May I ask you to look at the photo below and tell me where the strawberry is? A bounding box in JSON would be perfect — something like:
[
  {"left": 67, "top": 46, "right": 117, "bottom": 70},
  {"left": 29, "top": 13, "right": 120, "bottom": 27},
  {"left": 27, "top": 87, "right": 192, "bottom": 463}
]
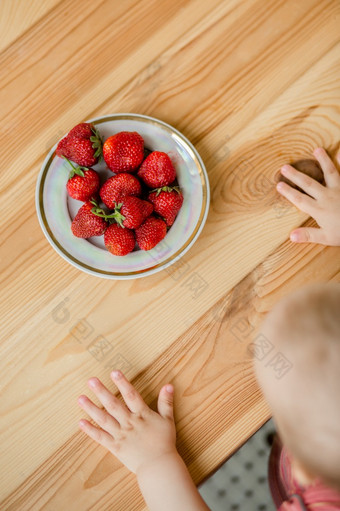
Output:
[
  {"left": 64, "top": 157, "right": 100, "bottom": 202},
  {"left": 137, "top": 151, "right": 176, "bottom": 188},
  {"left": 103, "top": 131, "right": 144, "bottom": 173},
  {"left": 104, "top": 223, "right": 136, "bottom": 256},
  {"left": 135, "top": 215, "right": 167, "bottom": 250},
  {"left": 71, "top": 201, "right": 107, "bottom": 238},
  {"left": 107, "top": 196, "right": 153, "bottom": 229},
  {"left": 100, "top": 173, "right": 141, "bottom": 209},
  {"left": 68, "top": 123, "right": 93, "bottom": 138},
  {"left": 56, "top": 122, "right": 102, "bottom": 167},
  {"left": 148, "top": 186, "right": 183, "bottom": 226}
]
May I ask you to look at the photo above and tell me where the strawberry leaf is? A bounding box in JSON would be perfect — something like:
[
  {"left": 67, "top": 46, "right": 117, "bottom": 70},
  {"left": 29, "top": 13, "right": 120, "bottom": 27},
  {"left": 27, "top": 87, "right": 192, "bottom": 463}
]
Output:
[
  {"left": 90, "top": 126, "right": 103, "bottom": 162},
  {"left": 74, "top": 168, "right": 85, "bottom": 177},
  {"left": 150, "top": 185, "right": 179, "bottom": 196},
  {"left": 90, "top": 198, "right": 99, "bottom": 207},
  {"left": 63, "top": 156, "right": 87, "bottom": 178}
]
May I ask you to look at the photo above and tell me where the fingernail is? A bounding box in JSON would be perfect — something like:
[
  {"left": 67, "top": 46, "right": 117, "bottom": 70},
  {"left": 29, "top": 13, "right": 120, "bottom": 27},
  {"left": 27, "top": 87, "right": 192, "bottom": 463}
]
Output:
[
  {"left": 281, "top": 165, "right": 289, "bottom": 174},
  {"left": 78, "top": 395, "right": 86, "bottom": 404},
  {"left": 88, "top": 378, "right": 98, "bottom": 388},
  {"left": 165, "top": 384, "right": 174, "bottom": 393},
  {"left": 314, "top": 147, "right": 323, "bottom": 155},
  {"left": 277, "top": 181, "right": 284, "bottom": 190},
  {"left": 290, "top": 232, "right": 299, "bottom": 242},
  {"left": 111, "top": 370, "right": 122, "bottom": 380},
  {"left": 79, "top": 420, "right": 86, "bottom": 428}
]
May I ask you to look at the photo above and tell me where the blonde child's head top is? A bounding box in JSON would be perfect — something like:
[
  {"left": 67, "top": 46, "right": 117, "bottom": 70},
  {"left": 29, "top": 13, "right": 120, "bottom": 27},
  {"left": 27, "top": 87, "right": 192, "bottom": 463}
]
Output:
[{"left": 254, "top": 282, "right": 340, "bottom": 490}]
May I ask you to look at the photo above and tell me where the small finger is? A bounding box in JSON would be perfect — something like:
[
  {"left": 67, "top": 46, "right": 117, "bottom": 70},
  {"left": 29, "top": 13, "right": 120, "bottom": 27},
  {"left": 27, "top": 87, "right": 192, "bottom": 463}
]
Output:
[
  {"left": 157, "top": 384, "right": 174, "bottom": 420},
  {"left": 78, "top": 395, "right": 120, "bottom": 435},
  {"left": 79, "top": 419, "right": 114, "bottom": 450},
  {"left": 110, "top": 371, "right": 148, "bottom": 414},
  {"left": 88, "top": 377, "right": 130, "bottom": 426},
  {"left": 290, "top": 227, "right": 327, "bottom": 245},
  {"left": 280, "top": 165, "right": 324, "bottom": 199},
  {"left": 276, "top": 181, "right": 316, "bottom": 215},
  {"left": 313, "top": 148, "right": 340, "bottom": 188}
]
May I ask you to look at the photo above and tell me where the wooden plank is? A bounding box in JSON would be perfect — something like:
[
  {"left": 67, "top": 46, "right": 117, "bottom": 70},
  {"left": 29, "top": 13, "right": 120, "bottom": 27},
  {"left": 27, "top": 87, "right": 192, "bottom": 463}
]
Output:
[{"left": 0, "top": 0, "right": 61, "bottom": 53}]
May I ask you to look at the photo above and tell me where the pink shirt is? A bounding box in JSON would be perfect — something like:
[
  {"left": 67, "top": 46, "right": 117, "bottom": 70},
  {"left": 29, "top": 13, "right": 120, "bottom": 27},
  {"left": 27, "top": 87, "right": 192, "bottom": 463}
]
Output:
[{"left": 268, "top": 436, "right": 340, "bottom": 510}]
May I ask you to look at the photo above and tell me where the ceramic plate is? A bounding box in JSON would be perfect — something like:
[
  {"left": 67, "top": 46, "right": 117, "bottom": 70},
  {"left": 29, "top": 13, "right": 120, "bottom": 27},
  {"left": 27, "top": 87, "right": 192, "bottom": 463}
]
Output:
[{"left": 35, "top": 113, "right": 210, "bottom": 279}]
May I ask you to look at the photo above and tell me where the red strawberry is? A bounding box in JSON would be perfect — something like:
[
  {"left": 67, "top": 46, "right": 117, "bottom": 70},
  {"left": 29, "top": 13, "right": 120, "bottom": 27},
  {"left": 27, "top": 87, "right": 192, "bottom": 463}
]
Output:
[
  {"left": 135, "top": 215, "right": 167, "bottom": 250},
  {"left": 103, "top": 131, "right": 144, "bottom": 173},
  {"left": 64, "top": 157, "right": 100, "bottom": 201},
  {"left": 56, "top": 122, "right": 102, "bottom": 167},
  {"left": 68, "top": 123, "right": 93, "bottom": 138},
  {"left": 104, "top": 223, "right": 135, "bottom": 256},
  {"left": 71, "top": 201, "right": 107, "bottom": 238},
  {"left": 148, "top": 186, "right": 183, "bottom": 226},
  {"left": 100, "top": 173, "right": 142, "bottom": 209},
  {"left": 137, "top": 151, "right": 176, "bottom": 188},
  {"left": 108, "top": 196, "right": 153, "bottom": 229}
]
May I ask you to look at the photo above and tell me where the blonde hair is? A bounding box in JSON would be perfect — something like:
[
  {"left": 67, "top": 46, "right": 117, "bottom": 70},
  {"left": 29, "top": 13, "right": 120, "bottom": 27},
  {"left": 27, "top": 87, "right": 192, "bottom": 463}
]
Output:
[{"left": 255, "top": 283, "right": 340, "bottom": 490}]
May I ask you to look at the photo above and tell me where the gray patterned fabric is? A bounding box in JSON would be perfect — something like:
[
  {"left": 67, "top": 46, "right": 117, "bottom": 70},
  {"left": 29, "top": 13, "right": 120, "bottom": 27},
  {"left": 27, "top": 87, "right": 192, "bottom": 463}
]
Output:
[{"left": 199, "top": 419, "right": 276, "bottom": 511}]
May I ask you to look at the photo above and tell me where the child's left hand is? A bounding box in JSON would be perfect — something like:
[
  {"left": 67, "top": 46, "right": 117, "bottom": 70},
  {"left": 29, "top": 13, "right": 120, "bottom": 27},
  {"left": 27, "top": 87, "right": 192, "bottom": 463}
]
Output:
[
  {"left": 276, "top": 148, "right": 340, "bottom": 246},
  {"left": 77, "top": 371, "right": 177, "bottom": 474}
]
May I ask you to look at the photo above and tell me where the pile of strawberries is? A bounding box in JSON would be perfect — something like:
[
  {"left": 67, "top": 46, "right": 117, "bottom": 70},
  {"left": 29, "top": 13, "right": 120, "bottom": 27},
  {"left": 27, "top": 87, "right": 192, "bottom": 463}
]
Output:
[{"left": 56, "top": 123, "right": 184, "bottom": 256}]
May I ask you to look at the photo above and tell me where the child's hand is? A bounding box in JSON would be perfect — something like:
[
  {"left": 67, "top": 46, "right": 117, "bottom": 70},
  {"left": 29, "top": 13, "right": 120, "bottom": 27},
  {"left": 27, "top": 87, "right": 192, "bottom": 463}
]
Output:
[
  {"left": 276, "top": 147, "right": 340, "bottom": 246},
  {"left": 77, "top": 371, "right": 177, "bottom": 474}
]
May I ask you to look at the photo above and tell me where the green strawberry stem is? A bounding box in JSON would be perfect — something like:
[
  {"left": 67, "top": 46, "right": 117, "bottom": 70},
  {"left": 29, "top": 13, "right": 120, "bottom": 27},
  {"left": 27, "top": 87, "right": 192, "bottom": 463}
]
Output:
[
  {"left": 150, "top": 185, "right": 181, "bottom": 196},
  {"left": 90, "top": 199, "right": 126, "bottom": 227},
  {"left": 62, "top": 156, "right": 88, "bottom": 178}
]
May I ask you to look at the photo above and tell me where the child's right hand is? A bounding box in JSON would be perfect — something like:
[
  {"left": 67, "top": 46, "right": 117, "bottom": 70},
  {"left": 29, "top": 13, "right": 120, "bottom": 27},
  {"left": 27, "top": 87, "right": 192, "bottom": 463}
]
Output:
[
  {"left": 78, "top": 372, "right": 211, "bottom": 511},
  {"left": 276, "top": 147, "right": 340, "bottom": 246},
  {"left": 78, "top": 370, "right": 177, "bottom": 475}
]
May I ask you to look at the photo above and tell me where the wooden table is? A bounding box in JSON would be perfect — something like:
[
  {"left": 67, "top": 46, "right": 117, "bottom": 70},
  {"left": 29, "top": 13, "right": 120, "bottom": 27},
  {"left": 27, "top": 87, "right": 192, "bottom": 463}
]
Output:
[{"left": 1, "top": 0, "right": 340, "bottom": 509}]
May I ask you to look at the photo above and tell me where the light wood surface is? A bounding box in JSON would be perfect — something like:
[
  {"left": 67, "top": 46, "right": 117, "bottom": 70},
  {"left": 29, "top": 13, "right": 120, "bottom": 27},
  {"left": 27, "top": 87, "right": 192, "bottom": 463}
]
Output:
[{"left": 1, "top": 0, "right": 340, "bottom": 509}]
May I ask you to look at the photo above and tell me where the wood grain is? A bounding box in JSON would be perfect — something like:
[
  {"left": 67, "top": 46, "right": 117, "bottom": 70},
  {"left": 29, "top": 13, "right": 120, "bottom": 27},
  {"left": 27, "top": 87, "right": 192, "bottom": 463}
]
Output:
[
  {"left": 0, "top": 0, "right": 340, "bottom": 509},
  {"left": 0, "top": 0, "right": 61, "bottom": 53}
]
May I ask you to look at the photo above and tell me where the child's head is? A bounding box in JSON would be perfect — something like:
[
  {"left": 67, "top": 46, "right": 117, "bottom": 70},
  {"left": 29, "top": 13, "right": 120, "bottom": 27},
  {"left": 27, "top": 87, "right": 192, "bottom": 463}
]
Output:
[{"left": 254, "top": 283, "right": 340, "bottom": 490}]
